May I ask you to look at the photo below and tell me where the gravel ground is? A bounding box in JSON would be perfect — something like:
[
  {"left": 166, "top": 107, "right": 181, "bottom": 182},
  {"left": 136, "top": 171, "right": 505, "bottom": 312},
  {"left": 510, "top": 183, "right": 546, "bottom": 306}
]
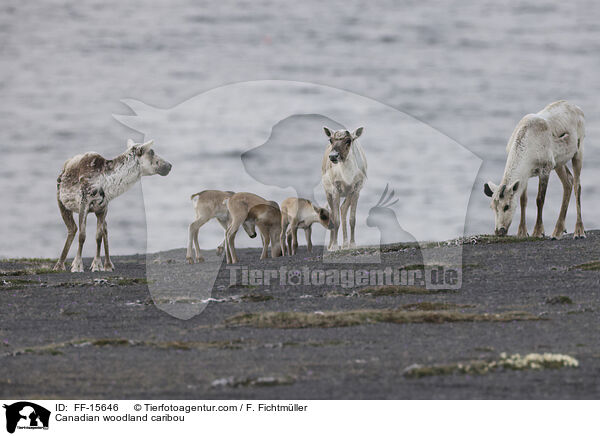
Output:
[{"left": 1, "top": 232, "right": 599, "bottom": 399}]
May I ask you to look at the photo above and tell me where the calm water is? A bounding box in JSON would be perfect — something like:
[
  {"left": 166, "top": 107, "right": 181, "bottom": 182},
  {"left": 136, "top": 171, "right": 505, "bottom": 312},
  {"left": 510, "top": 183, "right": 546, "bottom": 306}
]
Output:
[{"left": 1, "top": 0, "right": 599, "bottom": 258}]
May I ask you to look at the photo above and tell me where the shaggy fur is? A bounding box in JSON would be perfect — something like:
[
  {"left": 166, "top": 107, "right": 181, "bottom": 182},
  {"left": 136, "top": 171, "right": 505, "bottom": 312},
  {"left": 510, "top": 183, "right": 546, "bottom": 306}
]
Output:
[{"left": 53, "top": 139, "right": 171, "bottom": 272}]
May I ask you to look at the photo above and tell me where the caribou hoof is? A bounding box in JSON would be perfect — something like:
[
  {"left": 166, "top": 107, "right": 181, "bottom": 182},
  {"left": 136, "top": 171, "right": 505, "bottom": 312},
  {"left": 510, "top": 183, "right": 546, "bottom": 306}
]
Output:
[
  {"left": 53, "top": 262, "right": 66, "bottom": 271},
  {"left": 574, "top": 226, "right": 586, "bottom": 239},
  {"left": 91, "top": 258, "right": 104, "bottom": 272},
  {"left": 70, "top": 258, "right": 84, "bottom": 273},
  {"left": 103, "top": 261, "right": 114, "bottom": 272}
]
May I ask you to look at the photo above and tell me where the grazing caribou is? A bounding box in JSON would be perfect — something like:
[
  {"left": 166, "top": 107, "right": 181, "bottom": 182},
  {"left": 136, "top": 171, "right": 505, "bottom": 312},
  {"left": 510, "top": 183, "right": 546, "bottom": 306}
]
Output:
[
  {"left": 53, "top": 139, "right": 172, "bottom": 272},
  {"left": 322, "top": 126, "right": 367, "bottom": 250},
  {"left": 186, "top": 190, "right": 257, "bottom": 263},
  {"left": 484, "top": 101, "right": 585, "bottom": 239},
  {"left": 224, "top": 192, "right": 283, "bottom": 264},
  {"left": 280, "top": 197, "right": 332, "bottom": 255}
]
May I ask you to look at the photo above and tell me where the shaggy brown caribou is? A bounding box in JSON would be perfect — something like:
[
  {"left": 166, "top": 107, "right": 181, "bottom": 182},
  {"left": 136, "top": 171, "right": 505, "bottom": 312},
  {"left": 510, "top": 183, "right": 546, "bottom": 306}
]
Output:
[{"left": 53, "top": 139, "right": 171, "bottom": 272}]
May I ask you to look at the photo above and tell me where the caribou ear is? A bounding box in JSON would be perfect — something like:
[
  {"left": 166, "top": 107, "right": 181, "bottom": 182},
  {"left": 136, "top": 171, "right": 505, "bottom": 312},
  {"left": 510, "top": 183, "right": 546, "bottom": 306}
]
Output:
[
  {"left": 141, "top": 139, "right": 154, "bottom": 152},
  {"left": 126, "top": 138, "right": 135, "bottom": 148},
  {"left": 484, "top": 182, "right": 497, "bottom": 198},
  {"left": 352, "top": 127, "right": 364, "bottom": 139},
  {"left": 510, "top": 180, "right": 520, "bottom": 192},
  {"left": 323, "top": 126, "right": 333, "bottom": 138}
]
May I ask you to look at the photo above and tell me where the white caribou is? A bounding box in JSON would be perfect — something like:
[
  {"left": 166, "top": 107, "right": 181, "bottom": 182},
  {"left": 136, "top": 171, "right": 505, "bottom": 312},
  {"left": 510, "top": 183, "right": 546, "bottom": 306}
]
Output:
[
  {"left": 484, "top": 101, "right": 585, "bottom": 239},
  {"left": 321, "top": 126, "right": 367, "bottom": 250}
]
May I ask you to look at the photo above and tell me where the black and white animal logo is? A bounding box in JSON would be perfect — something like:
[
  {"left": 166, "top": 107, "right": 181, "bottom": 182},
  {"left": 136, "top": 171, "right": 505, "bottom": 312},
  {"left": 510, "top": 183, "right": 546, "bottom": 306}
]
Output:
[{"left": 3, "top": 402, "right": 50, "bottom": 434}]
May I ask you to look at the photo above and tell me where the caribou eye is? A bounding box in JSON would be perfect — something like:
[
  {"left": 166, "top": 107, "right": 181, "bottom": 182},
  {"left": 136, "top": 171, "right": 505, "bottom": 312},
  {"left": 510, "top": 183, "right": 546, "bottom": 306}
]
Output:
[{"left": 503, "top": 205, "right": 509, "bottom": 212}]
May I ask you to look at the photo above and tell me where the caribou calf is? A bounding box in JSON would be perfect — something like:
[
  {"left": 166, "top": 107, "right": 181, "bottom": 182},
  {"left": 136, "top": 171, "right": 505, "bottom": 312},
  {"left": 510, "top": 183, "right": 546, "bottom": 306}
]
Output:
[
  {"left": 54, "top": 139, "right": 172, "bottom": 272},
  {"left": 484, "top": 100, "right": 585, "bottom": 239},
  {"left": 224, "top": 193, "right": 282, "bottom": 264},
  {"left": 280, "top": 197, "right": 331, "bottom": 255},
  {"left": 186, "top": 190, "right": 257, "bottom": 263}
]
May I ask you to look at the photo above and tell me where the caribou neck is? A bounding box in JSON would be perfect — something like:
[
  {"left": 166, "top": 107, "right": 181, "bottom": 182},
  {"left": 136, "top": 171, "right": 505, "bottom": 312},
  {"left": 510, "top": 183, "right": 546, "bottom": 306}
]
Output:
[{"left": 102, "top": 151, "right": 142, "bottom": 201}]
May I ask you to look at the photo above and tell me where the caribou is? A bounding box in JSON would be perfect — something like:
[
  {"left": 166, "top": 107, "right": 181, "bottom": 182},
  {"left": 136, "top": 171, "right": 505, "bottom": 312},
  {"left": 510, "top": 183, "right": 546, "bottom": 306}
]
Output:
[
  {"left": 280, "top": 197, "right": 332, "bottom": 255},
  {"left": 321, "top": 126, "right": 367, "bottom": 250},
  {"left": 484, "top": 101, "right": 585, "bottom": 239},
  {"left": 224, "top": 192, "right": 283, "bottom": 264},
  {"left": 53, "top": 139, "right": 171, "bottom": 272},
  {"left": 186, "top": 190, "right": 258, "bottom": 263}
]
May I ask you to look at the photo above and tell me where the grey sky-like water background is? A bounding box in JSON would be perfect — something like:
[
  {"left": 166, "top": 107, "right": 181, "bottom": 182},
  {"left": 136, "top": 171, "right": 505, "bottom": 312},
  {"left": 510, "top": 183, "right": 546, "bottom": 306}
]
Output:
[{"left": 2, "top": 0, "right": 600, "bottom": 258}]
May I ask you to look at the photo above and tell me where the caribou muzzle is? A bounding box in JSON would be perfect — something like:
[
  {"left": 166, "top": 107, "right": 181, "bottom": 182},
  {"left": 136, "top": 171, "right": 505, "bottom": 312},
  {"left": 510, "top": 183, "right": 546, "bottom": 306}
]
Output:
[{"left": 157, "top": 162, "right": 172, "bottom": 176}]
